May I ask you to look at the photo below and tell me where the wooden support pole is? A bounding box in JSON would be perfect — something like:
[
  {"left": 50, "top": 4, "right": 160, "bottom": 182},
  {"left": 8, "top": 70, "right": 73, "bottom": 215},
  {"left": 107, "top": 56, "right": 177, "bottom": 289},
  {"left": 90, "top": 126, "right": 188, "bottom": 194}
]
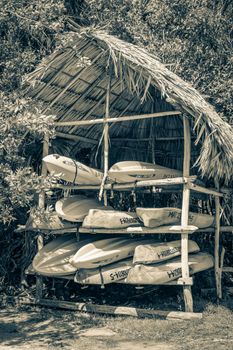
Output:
[
  {"left": 38, "top": 135, "right": 49, "bottom": 209},
  {"left": 181, "top": 116, "right": 193, "bottom": 312},
  {"left": 214, "top": 180, "right": 222, "bottom": 299},
  {"left": 36, "top": 134, "right": 49, "bottom": 301},
  {"left": 99, "top": 73, "right": 111, "bottom": 202},
  {"left": 36, "top": 233, "right": 44, "bottom": 302},
  {"left": 54, "top": 110, "right": 181, "bottom": 127}
]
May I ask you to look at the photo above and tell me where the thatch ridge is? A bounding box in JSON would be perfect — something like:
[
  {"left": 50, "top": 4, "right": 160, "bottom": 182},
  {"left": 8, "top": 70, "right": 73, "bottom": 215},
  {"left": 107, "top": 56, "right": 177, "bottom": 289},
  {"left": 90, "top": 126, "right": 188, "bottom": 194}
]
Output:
[
  {"left": 91, "top": 30, "right": 233, "bottom": 183},
  {"left": 26, "top": 27, "right": 233, "bottom": 184}
]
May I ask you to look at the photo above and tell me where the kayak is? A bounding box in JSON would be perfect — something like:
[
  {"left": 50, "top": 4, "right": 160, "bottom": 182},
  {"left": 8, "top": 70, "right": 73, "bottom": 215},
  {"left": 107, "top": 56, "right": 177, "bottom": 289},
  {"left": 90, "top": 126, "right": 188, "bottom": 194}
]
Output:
[
  {"left": 25, "top": 211, "right": 77, "bottom": 231},
  {"left": 55, "top": 195, "right": 113, "bottom": 222},
  {"left": 43, "top": 154, "right": 104, "bottom": 184},
  {"left": 74, "top": 259, "right": 133, "bottom": 285},
  {"left": 32, "top": 234, "right": 96, "bottom": 276},
  {"left": 120, "top": 253, "right": 214, "bottom": 285},
  {"left": 108, "top": 161, "right": 182, "bottom": 183},
  {"left": 123, "top": 252, "right": 214, "bottom": 285},
  {"left": 133, "top": 240, "right": 200, "bottom": 265},
  {"left": 69, "top": 237, "right": 155, "bottom": 269},
  {"left": 82, "top": 209, "right": 142, "bottom": 229},
  {"left": 136, "top": 207, "right": 214, "bottom": 228}
]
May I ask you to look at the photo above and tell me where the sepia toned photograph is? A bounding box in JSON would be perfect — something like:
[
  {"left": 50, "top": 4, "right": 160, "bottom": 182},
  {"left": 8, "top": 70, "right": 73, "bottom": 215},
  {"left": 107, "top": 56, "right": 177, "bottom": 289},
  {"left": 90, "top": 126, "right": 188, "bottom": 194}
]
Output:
[{"left": 0, "top": 1, "right": 232, "bottom": 349}]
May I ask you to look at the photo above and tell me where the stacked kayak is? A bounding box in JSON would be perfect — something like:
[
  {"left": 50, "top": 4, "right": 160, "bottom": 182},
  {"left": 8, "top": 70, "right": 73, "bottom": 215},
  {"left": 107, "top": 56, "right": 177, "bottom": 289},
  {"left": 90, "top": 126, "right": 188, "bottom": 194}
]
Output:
[
  {"left": 55, "top": 195, "right": 113, "bottom": 222},
  {"left": 69, "top": 237, "right": 154, "bottom": 269},
  {"left": 43, "top": 154, "right": 104, "bottom": 185},
  {"left": 133, "top": 240, "right": 200, "bottom": 265},
  {"left": 43, "top": 155, "right": 182, "bottom": 185},
  {"left": 32, "top": 234, "right": 213, "bottom": 286},
  {"left": 108, "top": 161, "right": 182, "bottom": 183},
  {"left": 74, "top": 259, "right": 133, "bottom": 285},
  {"left": 25, "top": 211, "right": 77, "bottom": 231},
  {"left": 82, "top": 209, "right": 141, "bottom": 229},
  {"left": 32, "top": 154, "right": 214, "bottom": 288},
  {"left": 136, "top": 207, "right": 214, "bottom": 228},
  {"left": 32, "top": 234, "right": 93, "bottom": 276},
  {"left": 121, "top": 252, "right": 214, "bottom": 285}
]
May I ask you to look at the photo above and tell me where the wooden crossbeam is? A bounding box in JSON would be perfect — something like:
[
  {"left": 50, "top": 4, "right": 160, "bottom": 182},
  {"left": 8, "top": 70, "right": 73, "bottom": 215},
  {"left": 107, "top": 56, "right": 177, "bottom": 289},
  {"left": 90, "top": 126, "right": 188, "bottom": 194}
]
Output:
[
  {"left": 79, "top": 225, "right": 198, "bottom": 235},
  {"left": 55, "top": 110, "right": 182, "bottom": 127},
  {"left": 52, "top": 176, "right": 197, "bottom": 191},
  {"left": 187, "top": 182, "right": 224, "bottom": 197},
  {"left": 55, "top": 131, "right": 98, "bottom": 145}
]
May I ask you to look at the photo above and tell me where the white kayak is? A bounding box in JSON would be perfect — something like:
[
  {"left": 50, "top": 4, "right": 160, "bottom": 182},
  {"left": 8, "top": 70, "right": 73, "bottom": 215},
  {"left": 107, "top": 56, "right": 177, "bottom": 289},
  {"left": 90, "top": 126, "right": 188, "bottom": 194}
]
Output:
[
  {"left": 108, "top": 161, "right": 182, "bottom": 183},
  {"left": 25, "top": 211, "right": 77, "bottom": 231},
  {"left": 133, "top": 240, "right": 200, "bottom": 265},
  {"left": 32, "top": 234, "right": 95, "bottom": 276},
  {"left": 74, "top": 259, "right": 133, "bottom": 285},
  {"left": 55, "top": 195, "right": 113, "bottom": 222},
  {"left": 43, "top": 154, "right": 104, "bottom": 185},
  {"left": 82, "top": 209, "right": 141, "bottom": 229},
  {"left": 123, "top": 252, "right": 214, "bottom": 285},
  {"left": 136, "top": 207, "right": 214, "bottom": 228},
  {"left": 69, "top": 237, "right": 155, "bottom": 269}
]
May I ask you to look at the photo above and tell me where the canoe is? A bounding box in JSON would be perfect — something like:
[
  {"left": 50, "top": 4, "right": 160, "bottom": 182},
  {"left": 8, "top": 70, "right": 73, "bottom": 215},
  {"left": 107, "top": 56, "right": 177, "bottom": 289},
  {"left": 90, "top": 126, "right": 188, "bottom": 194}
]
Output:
[
  {"left": 55, "top": 195, "right": 113, "bottom": 222},
  {"left": 69, "top": 237, "right": 155, "bottom": 269},
  {"left": 82, "top": 209, "right": 141, "bottom": 229},
  {"left": 133, "top": 240, "right": 200, "bottom": 265},
  {"left": 108, "top": 161, "right": 182, "bottom": 183},
  {"left": 123, "top": 252, "right": 214, "bottom": 285},
  {"left": 43, "top": 154, "right": 104, "bottom": 185},
  {"left": 74, "top": 259, "right": 133, "bottom": 285},
  {"left": 136, "top": 207, "right": 214, "bottom": 228},
  {"left": 25, "top": 211, "right": 77, "bottom": 231},
  {"left": 32, "top": 234, "right": 95, "bottom": 276}
]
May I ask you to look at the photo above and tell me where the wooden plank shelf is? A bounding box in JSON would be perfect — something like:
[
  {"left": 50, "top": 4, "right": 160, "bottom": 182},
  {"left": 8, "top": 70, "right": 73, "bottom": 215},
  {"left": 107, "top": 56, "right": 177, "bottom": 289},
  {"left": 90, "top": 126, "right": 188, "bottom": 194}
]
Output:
[
  {"left": 52, "top": 176, "right": 197, "bottom": 191},
  {"left": 79, "top": 225, "right": 198, "bottom": 235},
  {"left": 15, "top": 225, "right": 79, "bottom": 234}
]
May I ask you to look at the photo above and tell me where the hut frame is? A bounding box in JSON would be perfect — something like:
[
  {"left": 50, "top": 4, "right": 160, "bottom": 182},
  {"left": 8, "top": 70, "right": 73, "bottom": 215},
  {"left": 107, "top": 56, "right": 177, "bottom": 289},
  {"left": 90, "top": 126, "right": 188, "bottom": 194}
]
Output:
[{"left": 23, "top": 25, "right": 233, "bottom": 318}]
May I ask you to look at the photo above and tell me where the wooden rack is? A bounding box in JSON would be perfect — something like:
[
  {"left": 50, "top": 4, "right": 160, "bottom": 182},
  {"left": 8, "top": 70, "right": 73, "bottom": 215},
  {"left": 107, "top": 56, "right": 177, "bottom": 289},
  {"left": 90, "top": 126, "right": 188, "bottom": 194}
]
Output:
[{"left": 31, "top": 79, "right": 227, "bottom": 317}]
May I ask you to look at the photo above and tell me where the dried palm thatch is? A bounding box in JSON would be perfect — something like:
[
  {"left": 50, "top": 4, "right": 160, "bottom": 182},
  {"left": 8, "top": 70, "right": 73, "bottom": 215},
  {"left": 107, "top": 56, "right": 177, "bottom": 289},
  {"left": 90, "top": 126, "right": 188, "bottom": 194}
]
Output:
[{"left": 26, "top": 23, "right": 233, "bottom": 184}]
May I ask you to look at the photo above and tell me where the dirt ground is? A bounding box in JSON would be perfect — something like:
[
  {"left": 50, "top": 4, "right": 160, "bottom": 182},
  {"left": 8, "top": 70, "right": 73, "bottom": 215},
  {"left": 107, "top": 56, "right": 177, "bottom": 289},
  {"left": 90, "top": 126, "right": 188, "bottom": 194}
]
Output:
[
  {"left": 0, "top": 304, "right": 232, "bottom": 350},
  {"left": 0, "top": 306, "right": 175, "bottom": 350}
]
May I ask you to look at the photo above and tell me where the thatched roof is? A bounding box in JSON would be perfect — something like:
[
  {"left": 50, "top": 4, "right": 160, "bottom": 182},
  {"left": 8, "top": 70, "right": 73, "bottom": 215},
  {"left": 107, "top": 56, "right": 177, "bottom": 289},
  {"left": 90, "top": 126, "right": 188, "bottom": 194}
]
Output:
[{"left": 26, "top": 25, "right": 233, "bottom": 184}]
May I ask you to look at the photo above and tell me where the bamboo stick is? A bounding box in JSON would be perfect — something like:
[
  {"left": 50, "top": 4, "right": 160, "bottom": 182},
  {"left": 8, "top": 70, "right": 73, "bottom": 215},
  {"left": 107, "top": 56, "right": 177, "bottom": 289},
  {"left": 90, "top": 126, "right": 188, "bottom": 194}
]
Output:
[
  {"left": 55, "top": 110, "right": 182, "bottom": 127},
  {"left": 181, "top": 117, "right": 193, "bottom": 312},
  {"left": 214, "top": 179, "right": 221, "bottom": 299},
  {"left": 99, "top": 73, "right": 111, "bottom": 201},
  {"left": 111, "top": 136, "right": 195, "bottom": 142},
  {"left": 187, "top": 182, "right": 224, "bottom": 197},
  {"left": 52, "top": 176, "right": 197, "bottom": 191},
  {"left": 79, "top": 225, "right": 198, "bottom": 235},
  {"left": 36, "top": 134, "right": 49, "bottom": 301},
  {"left": 55, "top": 132, "right": 98, "bottom": 145},
  {"left": 36, "top": 234, "right": 44, "bottom": 302},
  {"left": 38, "top": 135, "right": 49, "bottom": 208}
]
